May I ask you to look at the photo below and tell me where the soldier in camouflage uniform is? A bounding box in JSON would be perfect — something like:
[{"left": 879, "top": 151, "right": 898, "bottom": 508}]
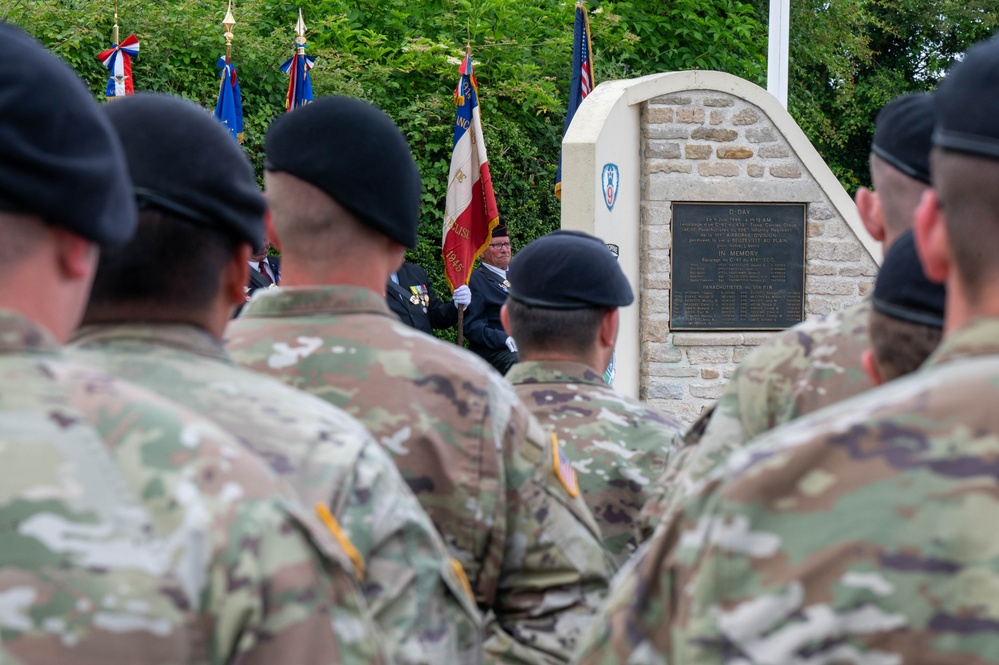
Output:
[
  {"left": 862, "top": 229, "right": 945, "bottom": 386},
  {"left": 226, "top": 96, "right": 614, "bottom": 664},
  {"left": 68, "top": 93, "right": 482, "bottom": 665},
  {"left": 636, "top": 92, "right": 937, "bottom": 540},
  {"left": 0, "top": 27, "right": 381, "bottom": 665},
  {"left": 501, "top": 231, "right": 682, "bottom": 565},
  {"left": 574, "top": 37, "right": 999, "bottom": 664}
]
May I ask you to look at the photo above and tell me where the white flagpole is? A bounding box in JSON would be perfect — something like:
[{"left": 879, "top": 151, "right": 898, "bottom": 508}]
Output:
[{"left": 767, "top": 0, "right": 790, "bottom": 109}]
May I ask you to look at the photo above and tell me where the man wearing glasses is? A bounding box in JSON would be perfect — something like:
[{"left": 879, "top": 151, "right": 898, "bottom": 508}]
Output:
[{"left": 465, "top": 223, "right": 519, "bottom": 374}]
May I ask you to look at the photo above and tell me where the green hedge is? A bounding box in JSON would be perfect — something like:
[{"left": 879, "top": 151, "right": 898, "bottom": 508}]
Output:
[{"left": 7, "top": 0, "right": 764, "bottom": 340}]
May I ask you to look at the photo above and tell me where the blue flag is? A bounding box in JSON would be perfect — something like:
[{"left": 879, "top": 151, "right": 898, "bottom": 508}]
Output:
[
  {"left": 281, "top": 48, "right": 315, "bottom": 112},
  {"left": 556, "top": 2, "right": 594, "bottom": 200},
  {"left": 214, "top": 57, "right": 244, "bottom": 143}
]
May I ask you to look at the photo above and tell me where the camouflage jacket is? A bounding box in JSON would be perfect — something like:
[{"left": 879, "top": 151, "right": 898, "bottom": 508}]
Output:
[
  {"left": 227, "top": 286, "right": 615, "bottom": 664},
  {"left": 575, "top": 316, "right": 999, "bottom": 664},
  {"left": 506, "top": 360, "right": 682, "bottom": 565},
  {"left": 637, "top": 300, "right": 874, "bottom": 540},
  {"left": 0, "top": 310, "right": 381, "bottom": 664},
  {"left": 69, "top": 323, "right": 483, "bottom": 664}
]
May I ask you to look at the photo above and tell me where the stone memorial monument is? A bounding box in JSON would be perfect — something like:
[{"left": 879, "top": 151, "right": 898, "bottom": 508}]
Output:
[{"left": 560, "top": 71, "right": 879, "bottom": 424}]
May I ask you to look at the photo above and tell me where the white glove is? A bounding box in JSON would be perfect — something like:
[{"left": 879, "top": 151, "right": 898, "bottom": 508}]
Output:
[
  {"left": 505, "top": 336, "right": 518, "bottom": 353},
  {"left": 453, "top": 285, "right": 471, "bottom": 309}
]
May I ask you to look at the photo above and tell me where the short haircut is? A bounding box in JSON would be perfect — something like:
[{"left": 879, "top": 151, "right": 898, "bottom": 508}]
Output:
[
  {"left": 86, "top": 207, "right": 240, "bottom": 313},
  {"left": 868, "top": 308, "right": 942, "bottom": 382},
  {"left": 504, "top": 298, "right": 607, "bottom": 357},
  {"left": 0, "top": 210, "right": 52, "bottom": 265},
  {"left": 931, "top": 148, "right": 999, "bottom": 304},
  {"left": 264, "top": 170, "right": 379, "bottom": 265},
  {"left": 870, "top": 153, "right": 929, "bottom": 240}
]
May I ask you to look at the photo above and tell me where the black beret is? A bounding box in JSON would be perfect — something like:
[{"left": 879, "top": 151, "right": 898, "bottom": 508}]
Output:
[
  {"left": 870, "top": 92, "right": 934, "bottom": 184},
  {"left": 104, "top": 93, "right": 266, "bottom": 252},
  {"left": 507, "top": 230, "right": 634, "bottom": 309},
  {"left": 934, "top": 37, "right": 999, "bottom": 160},
  {"left": 492, "top": 222, "right": 509, "bottom": 238},
  {"left": 0, "top": 25, "right": 136, "bottom": 246},
  {"left": 264, "top": 96, "right": 421, "bottom": 248},
  {"left": 872, "top": 230, "right": 945, "bottom": 328}
]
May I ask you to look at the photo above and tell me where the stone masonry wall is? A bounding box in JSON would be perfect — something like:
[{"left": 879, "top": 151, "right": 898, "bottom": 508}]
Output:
[{"left": 639, "top": 90, "right": 878, "bottom": 425}]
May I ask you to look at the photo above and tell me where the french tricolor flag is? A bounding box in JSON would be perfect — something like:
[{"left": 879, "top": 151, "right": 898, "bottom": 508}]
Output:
[
  {"left": 442, "top": 50, "right": 500, "bottom": 293},
  {"left": 97, "top": 34, "right": 139, "bottom": 99}
]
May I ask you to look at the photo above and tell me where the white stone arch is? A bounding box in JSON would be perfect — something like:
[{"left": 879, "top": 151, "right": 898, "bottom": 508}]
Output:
[{"left": 560, "top": 70, "right": 878, "bottom": 412}]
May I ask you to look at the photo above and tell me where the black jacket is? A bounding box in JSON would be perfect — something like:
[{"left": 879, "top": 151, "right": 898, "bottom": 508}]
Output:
[
  {"left": 246, "top": 255, "right": 281, "bottom": 298},
  {"left": 464, "top": 265, "right": 509, "bottom": 352},
  {"left": 386, "top": 262, "right": 458, "bottom": 335}
]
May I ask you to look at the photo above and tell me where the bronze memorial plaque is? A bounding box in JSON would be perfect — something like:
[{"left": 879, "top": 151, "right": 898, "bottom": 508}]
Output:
[{"left": 671, "top": 202, "right": 805, "bottom": 331}]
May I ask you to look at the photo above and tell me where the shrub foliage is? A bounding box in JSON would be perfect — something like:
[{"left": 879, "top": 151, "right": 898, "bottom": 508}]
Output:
[{"left": 7, "top": 0, "right": 764, "bottom": 317}]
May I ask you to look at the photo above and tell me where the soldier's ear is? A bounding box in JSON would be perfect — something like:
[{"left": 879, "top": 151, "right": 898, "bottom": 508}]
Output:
[
  {"left": 913, "top": 188, "right": 950, "bottom": 285},
  {"left": 53, "top": 226, "right": 98, "bottom": 282},
  {"left": 856, "top": 187, "right": 886, "bottom": 244},
  {"left": 861, "top": 349, "right": 885, "bottom": 387},
  {"left": 263, "top": 206, "right": 281, "bottom": 252},
  {"left": 598, "top": 308, "right": 619, "bottom": 350},
  {"left": 224, "top": 243, "right": 253, "bottom": 308},
  {"left": 500, "top": 303, "right": 512, "bottom": 335}
]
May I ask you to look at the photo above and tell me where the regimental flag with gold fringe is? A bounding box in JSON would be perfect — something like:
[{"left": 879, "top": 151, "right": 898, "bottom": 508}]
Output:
[
  {"left": 214, "top": 2, "right": 243, "bottom": 143},
  {"left": 555, "top": 1, "right": 594, "bottom": 199},
  {"left": 442, "top": 48, "right": 500, "bottom": 293},
  {"left": 281, "top": 9, "right": 315, "bottom": 112},
  {"left": 281, "top": 49, "right": 314, "bottom": 111},
  {"left": 97, "top": 33, "right": 139, "bottom": 100},
  {"left": 215, "top": 58, "right": 244, "bottom": 143}
]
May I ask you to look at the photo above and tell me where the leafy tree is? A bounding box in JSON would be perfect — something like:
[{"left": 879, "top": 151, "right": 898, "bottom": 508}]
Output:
[
  {"left": 593, "top": 0, "right": 765, "bottom": 82},
  {"left": 8, "top": 0, "right": 763, "bottom": 342},
  {"left": 756, "top": 0, "right": 999, "bottom": 192}
]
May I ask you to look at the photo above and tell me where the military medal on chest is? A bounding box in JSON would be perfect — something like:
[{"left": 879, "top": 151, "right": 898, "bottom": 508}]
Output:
[{"left": 410, "top": 285, "right": 430, "bottom": 311}]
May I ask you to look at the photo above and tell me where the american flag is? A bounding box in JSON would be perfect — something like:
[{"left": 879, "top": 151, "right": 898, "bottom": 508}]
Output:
[
  {"left": 555, "top": 1, "right": 594, "bottom": 199},
  {"left": 551, "top": 434, "right": 579, "bottom": 497}
]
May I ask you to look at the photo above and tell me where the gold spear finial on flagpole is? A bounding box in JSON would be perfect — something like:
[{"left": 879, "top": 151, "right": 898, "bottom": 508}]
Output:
[
  {"left": 112, "top": 0, "right": 120, "bottom": 45},
  {"left": 295, "top": 8, "right": 307, "bottom": 54},
  {"left": 223, "top": 0, "right": 236, "bottom": 63}
]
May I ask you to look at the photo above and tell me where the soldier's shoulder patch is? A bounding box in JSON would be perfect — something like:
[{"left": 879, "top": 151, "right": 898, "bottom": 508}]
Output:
[
  {"left": 449, "top": 557, "right": 475, "bottom": 603},
  {"left": 315, "top": 502, "right": 365, "bottom": 579},
  {"left": 551, "top": 433, "right": 579, "bottom": 497}
]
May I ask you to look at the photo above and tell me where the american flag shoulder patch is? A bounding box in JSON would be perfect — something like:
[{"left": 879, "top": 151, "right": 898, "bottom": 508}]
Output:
[{"left": 551, "top": 433, "right": 579, "bottom": 497}]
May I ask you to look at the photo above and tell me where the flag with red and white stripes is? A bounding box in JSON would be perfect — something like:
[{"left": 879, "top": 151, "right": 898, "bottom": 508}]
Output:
[
  {"left": 551, "top": 434, "right": 579, "bottom": 497},
  {"left": 442, "top": 49, "right": 500, "bottom": 292},
  {"left": 281, "top": 49, "right": 315, "bottom": 112},
  {"left": 555, "top": 2, "right": 594, "bottom": 199}
]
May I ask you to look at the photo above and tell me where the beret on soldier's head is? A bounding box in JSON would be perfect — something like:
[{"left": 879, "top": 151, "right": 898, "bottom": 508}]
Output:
[
  {"left": 934, "top": 37, "right": 999, "bottom": 161},
  {"left": 0, "top": 24, "right": 136, "bottom": 246},
  {"left": 873, "top": 230, "right": 945, "bottom": 328},
  {"left": 507, "top": 230, "right": 634, "bottom": 310},
  {"left": 103, "top": 93, "right": 266, "bottom": 252},
  {"left": 871, "top": 92, "right": 935, "bottom": 184},
  {"left": 264, "top": 96, "right": 421, "bottom": 248},
  {"left": 492, "top": 222, "right": 509, "bottom": 238}
]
